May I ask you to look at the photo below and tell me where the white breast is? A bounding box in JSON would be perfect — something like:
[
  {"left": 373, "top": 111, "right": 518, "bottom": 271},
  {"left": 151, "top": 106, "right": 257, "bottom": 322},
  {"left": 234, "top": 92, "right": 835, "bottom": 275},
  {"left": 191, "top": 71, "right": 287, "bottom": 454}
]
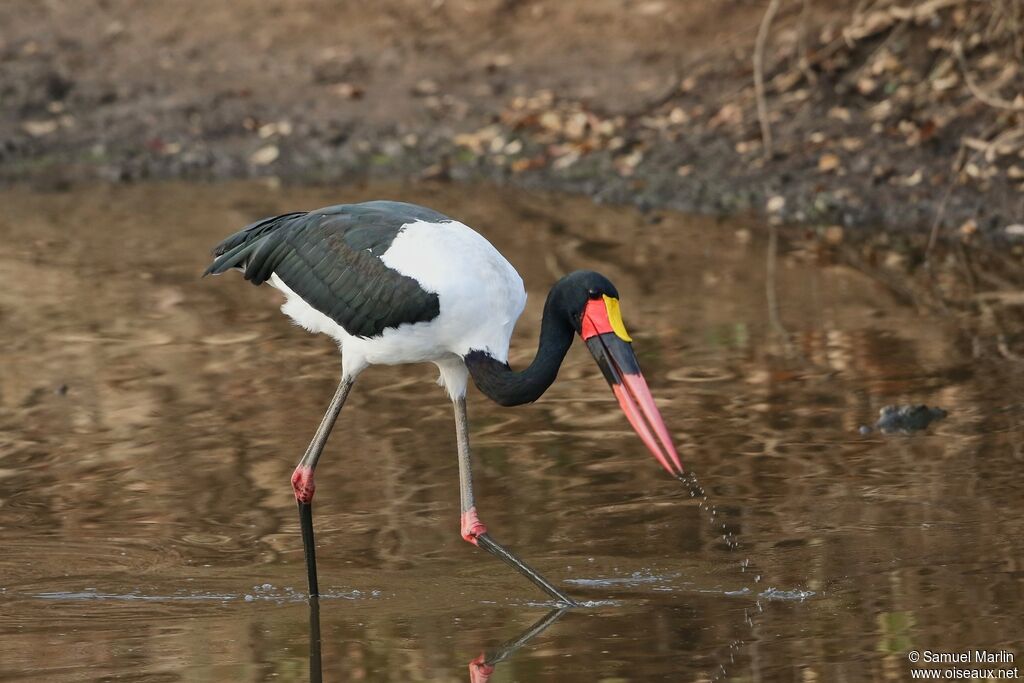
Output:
[{"left": 269, "top": 219, "right": 527, "bottom": 399}]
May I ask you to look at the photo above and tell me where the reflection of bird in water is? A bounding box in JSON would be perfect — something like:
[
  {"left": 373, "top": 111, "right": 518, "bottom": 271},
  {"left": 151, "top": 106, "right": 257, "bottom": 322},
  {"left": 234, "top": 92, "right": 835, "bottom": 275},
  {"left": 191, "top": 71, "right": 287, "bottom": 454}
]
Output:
[
  {"left": 308, "top": 598, "right": 322, "bottom": 683},
  {"left": 205, "top": 200, "right": 683, "bottom": 605},
  {"left": 305, "top": 598, "right": 565, "bottom": 683},
  {"left": 467, "top": 608, "right": 568, "bottom": 683}
]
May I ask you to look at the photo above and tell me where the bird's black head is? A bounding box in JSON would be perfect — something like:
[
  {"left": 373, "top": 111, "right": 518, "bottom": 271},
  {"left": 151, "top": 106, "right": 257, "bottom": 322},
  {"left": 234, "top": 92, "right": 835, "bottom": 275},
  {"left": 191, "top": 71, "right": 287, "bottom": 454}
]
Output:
[
  {"left": 546, "top": 270, "right": 685, "bottom": 477},
  {"left": 548, "top": 270, "right": 621, "bottom": 334}
]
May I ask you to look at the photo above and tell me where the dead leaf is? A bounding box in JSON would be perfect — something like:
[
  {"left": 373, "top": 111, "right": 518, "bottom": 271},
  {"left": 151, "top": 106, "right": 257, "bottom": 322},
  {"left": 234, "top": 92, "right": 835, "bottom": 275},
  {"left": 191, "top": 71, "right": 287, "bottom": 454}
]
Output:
[
  {"left": 538, "top": 111, "right": 562, "bottom": 133},
  {"left": 883, "top": 251, "right": 906, "bottom": 269},
  {"left": 668, "top": 107, "right": 689, "bottom": 124},
  {"left": 828, "top": 107, "right": 851, "bottom": 123},
  {"left": 22, "top": 120, "right": 59, "bottom": 137},
  {"left": 840, "top": 137, "right": 864, "bottom": 151},
  {"left": 488, "top": 135, "right": 507, "bottom": 154},
  {"left": 735, "top": 140, "right": 759, "bottom": 155},
  {"left": 818, "top": 153, "right": 841, "bottom": 173},
  {"left": 552, "top": 150, "right": 581, "bottom": 170},
  {"left": 823, "top": 225, "right": 844, "bottom": 244},
  {"left": 847, "top": 10, "right": 894, "bottom": 41},
  {"left": 709, "top": 103, "right": 743, "bottom": 128},
  {"left": 870, "top": 49, "right": 901, "bottom": 76},
  {"left": 453, "top": 133, "right": 482, "bottom": 154},
  {"left": 773, "top": 71, "right": 803, "bottom": 93},
  {"left": 257, "top": 121, "right": 292, "bottom": 138},
  {"left": 931, "top": 73, "right": 959, "bottom": 91},
  {"left": 868, "top": 100, "right": 893, "bottom": 121},
  {"left": 964, "top": 162, "right": 997, "bottom": 180},
  {"left": 898, "top": 169, "right": 923, "bottom": 186},
  {"left": 510, "top": 155, "right": 546, "bottom": 173},
  {"left": 898, "top": 119, "right": 921, "bottom": 146},
  {"left": 614, "top": 149, "right": 644, "bottom": 176},
  {"left": 564, "top": 112, "right": 589, "bottom": 140},
  {"left": 917, "top": 120, "right": 938, "bottom": 143},
  {"left": 331, "top": 83, "right": 364, "bottom": 99},
  {"left": 412, "top": 79, "right": 439, "bottom": 96},
  {"left": 857, "top": 77, "right": 878, "bottom": 95},
  {"left": 249, "top": 145, "right": 279, "bottom": 166}
]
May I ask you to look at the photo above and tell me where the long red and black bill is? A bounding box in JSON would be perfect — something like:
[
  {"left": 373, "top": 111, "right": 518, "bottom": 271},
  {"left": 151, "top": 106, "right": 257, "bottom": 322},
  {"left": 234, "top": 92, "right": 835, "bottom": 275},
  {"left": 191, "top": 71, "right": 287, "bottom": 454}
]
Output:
[{"left": 580, "top": 296, "right": 684, "bottom": 477}]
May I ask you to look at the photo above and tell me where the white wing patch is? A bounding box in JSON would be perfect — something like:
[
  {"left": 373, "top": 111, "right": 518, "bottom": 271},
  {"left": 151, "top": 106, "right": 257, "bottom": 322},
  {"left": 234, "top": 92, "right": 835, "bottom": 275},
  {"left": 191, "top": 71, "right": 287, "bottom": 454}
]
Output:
[
  {"left": 267, "top": 218, "right": 527, "bottom": 398},
  {"left": 380, "top": 219, "right": 526, "bottom": 362}
]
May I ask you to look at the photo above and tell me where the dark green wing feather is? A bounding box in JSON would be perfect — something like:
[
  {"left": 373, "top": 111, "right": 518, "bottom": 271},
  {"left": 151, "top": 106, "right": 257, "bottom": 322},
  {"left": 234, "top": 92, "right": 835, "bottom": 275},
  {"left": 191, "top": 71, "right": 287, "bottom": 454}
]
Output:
[{"left": 204, "top": 202, "right": 447, "bottom": 338}]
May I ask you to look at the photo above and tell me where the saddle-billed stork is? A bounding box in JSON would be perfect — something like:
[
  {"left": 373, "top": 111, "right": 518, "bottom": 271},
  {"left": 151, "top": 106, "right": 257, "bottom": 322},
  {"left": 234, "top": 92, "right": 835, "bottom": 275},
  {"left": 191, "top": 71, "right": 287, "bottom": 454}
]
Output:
[{"left": 205, "top": 200, "right": 683, "bottom": 606}]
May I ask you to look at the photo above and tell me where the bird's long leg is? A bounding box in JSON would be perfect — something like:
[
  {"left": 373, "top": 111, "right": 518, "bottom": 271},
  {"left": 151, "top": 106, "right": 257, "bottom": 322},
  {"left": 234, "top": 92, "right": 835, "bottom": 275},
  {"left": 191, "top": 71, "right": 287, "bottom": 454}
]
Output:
[
  {"left": 293, "top": 376, "right": 355, "bottom": 597},
  {"left": 453, "top": 396, "right": 578, "bottom": 606},
  {"left": 308, "top": 596, "right": 323, "bottom": 683}
]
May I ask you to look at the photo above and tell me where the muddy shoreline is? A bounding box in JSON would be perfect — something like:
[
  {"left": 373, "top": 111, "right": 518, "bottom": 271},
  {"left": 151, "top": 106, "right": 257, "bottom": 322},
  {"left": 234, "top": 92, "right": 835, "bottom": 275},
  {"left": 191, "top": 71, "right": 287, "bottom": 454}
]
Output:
[{"left": 2, "top": 1, "right": 1021, "bottom": 247}]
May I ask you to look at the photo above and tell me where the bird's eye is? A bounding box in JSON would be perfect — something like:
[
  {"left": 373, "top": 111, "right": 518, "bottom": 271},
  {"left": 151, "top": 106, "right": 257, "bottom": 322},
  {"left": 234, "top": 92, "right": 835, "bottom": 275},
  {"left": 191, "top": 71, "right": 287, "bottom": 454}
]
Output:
[{"left": 587, "top": 289, "right": 601, "bottom": 299}]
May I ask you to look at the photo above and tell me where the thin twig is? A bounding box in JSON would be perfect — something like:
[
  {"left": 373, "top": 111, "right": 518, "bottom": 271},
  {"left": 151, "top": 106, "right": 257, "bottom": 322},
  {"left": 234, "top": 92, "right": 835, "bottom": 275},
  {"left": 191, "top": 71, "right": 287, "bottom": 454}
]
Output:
[
  {"left": 924, "top": 139, "right": 966, "bottom": 261},
  {"left": 953, "top": 40, "right": 1024, "bottom": 111},
  {"left": 978, "top": 299, "right": 1024, "bottom": 362},
  {"left": 851, "top": 18, "right": 908, "bottom": 85},
  {"left": 754, "top": 0, "right": 782, "bottom": 160},
  {"left": 955, "top": 240, "right": 978, "bottom": 297},
  {"left": 766, "top": 223, "right": 789, "bottom": 341},
  {"left": 795, "top": 0, "right": 817, "bottom": 85},
  {"left": 925, "top": 186, "right": 955, "bottom": 262}
]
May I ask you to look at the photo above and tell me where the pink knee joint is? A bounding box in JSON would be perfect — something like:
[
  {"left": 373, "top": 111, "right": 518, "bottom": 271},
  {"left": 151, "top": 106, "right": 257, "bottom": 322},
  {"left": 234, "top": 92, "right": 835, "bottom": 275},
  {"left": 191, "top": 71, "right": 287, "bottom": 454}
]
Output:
[
  {"left": 460, "top": 506, "right": 487, "bottom": 545},
  {"left": 291, "top": 466, "right": 315, "bottom": 503},
  {"left": 468, "top": 653, "right": 495, "bottom": 683}
]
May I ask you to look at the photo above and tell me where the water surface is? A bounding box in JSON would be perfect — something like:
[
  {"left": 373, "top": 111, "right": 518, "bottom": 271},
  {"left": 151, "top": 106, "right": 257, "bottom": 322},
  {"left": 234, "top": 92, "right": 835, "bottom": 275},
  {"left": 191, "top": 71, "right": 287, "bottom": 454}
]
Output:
[{"left": 1, "top": 182, "right": 1022, "bottom": 681}]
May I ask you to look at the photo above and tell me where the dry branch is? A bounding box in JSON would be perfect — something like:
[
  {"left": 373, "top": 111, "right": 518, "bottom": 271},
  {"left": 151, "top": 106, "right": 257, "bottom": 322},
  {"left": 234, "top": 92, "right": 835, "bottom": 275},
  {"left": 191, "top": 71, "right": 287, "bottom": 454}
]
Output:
[
  {"left": 754, "top": 0, "right": 782, "bottom": 160},
  {"left": 952, "top": 40, "right": 1024, "bottom": 111}
]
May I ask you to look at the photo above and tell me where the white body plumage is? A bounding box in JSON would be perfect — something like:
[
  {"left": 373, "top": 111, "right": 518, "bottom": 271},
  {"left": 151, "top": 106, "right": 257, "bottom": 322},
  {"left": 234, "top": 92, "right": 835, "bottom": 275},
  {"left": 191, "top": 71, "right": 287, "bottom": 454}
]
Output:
[{"left": 269, "top": 219, "right": 527, "bottom": 399}]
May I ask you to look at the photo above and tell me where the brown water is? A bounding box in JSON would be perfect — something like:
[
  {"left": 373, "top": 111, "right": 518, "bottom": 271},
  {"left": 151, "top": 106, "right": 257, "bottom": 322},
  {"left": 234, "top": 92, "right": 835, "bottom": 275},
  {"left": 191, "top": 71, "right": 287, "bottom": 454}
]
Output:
[{"left": 1, "top": 182, "right": 1022, "bottom": 682}]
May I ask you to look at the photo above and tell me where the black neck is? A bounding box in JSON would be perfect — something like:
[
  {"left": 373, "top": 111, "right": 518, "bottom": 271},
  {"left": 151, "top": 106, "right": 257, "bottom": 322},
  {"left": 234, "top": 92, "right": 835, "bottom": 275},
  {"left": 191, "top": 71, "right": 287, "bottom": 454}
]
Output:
[{"left": 464, "top": 288, "right": 576, "bottom": 407}]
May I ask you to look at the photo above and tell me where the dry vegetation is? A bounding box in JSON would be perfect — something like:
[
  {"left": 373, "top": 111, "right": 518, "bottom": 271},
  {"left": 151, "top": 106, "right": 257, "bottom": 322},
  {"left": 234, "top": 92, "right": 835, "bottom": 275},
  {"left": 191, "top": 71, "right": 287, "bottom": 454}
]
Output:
[
  {"left": 0, "top": 0, "right": 1021, "bottom": 246},
  {"left": 755, "top": 0, "right": 1024, "bottom": 239}
]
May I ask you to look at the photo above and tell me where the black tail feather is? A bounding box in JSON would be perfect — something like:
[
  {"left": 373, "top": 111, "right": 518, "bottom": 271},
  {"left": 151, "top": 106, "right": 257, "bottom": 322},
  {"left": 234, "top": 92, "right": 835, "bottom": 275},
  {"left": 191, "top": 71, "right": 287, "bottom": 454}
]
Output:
[{"left": 202, "top": 211, "right": 307, "bottom": 278}]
